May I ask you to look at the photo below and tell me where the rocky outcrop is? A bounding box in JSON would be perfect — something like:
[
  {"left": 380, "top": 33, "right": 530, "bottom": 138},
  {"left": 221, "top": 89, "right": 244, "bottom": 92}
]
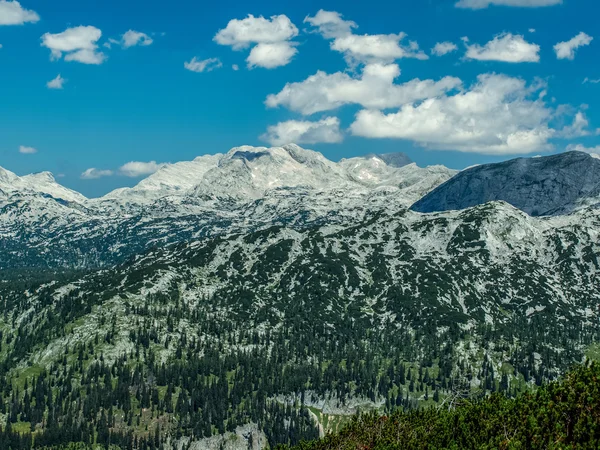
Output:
[{"left": 411, "top": 151, "right": 600, "bottom": 216}]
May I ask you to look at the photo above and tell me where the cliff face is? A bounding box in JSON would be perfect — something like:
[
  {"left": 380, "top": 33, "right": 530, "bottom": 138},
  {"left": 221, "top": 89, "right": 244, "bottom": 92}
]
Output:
[
  {"left": 171, "top": 424, "right": 268, "bottom": 450},
  {"left": 411, "top": 151, "right": 600, "bottom": 216}
]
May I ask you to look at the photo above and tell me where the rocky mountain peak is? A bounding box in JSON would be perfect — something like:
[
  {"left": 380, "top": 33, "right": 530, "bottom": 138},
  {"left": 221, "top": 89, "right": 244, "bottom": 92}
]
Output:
[
  {"left": 0, "top": 166, "right": 19, "bottom": 184},
  {"left": 411, "top": 151, "right": 600, "bottom": 216}
]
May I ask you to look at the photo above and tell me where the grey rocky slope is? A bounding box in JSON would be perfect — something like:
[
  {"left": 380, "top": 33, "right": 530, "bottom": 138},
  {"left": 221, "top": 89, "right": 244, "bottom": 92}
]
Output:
[{"left": 411, "top": 151, "right": 600, "bottom": 216}]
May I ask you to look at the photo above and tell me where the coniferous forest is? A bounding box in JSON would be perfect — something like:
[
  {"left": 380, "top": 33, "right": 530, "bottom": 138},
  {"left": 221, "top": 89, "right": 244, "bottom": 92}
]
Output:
[
  {"left": 283, "top": 363, "right": 600, "bottom": 450},
  {"left": 0, "top": 250, "right": 598, "bottom": 449},
  {"left": 2, "top": 148, "right": 600, "bottom": 450}
]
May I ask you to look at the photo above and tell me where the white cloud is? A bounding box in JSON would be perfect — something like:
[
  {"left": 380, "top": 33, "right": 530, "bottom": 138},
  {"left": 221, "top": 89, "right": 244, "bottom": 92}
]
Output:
[
  {"left": 528, "top": 28, "right": 536, "bottom": 33},
  {"left": 566, "top": 143, "right": 600, "bottom": 154},
  {"left": 119, "top": 161, "right": 163, "bottom": 177},
  {"left": 81, "top": 161, "right": 164, "bottom": 179},
  {"left": 0, "top": 0, "right": 39, "bottom": 25},
  {"left": 232, "top": 64, "right": 239, "bottom": 71},
  {"left": 304, "top": 10, "right": 426, "bottom": 65},
  {"left": 184, "top": 57, "right": 222, "bottom": 73},
  {"left": 106, "top": 30, "right": 154, "bottom": 49},
  {"left": 19, "top": 145, "right": 37, "bottom": 154},
  {"left": 465, "top": 33, "right": 540, "bottom": 62},
  {"left": 46, "top": 74, "right": 66, "bottom": 89},
  {"left": 556, "top": 111, "right": 593, "bottom": 138},
  {"left": 121, "top": 30, "right": 153, "bottom": 48},
  {"left": 81, "top": 168, "right": 113, "bottom": 179},
  {"left": 247, "top": 42, "right": 298, "bottom": 69},
  {"left": 349, "top": 74, "right": 557, "bottom": 154},
  {"left": 456, "top": 0, "right": 561, "bottom": 9},
  {"left": 266, "top": 63, "right": 462, "bottom": 115},
  {"left": 214, "top": 14, "right": 298, "bottom": 50},
  {"left": 214, "top": 14, "right": 299, "bottom": 69},
  {"left": 583, "top": 77, "right": 600, "bottom": 84},
  {"left": 331, "top": 33, "right": 428, "bottom": 64},
  {"left": 261, "top": 117, "right": 343, "bottom": 146},
  {"left": 432, "top": 41, "right": 458, "bottom": 56},
  {"left": 41, "top": 26, "right": 106, "bottom": 65},
  {"left": 64, "top": 48, "right": 105, "bottom": 64},
  {"left": 554, "top": 32, "right": 593, "bottom": 60},
  {"left": 303, "top": 10, "right": 357, "bottom": 39}
]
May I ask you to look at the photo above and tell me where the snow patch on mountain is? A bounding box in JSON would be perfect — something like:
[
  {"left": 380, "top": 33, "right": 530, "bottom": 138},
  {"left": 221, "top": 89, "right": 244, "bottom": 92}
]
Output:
[
  {"left": 94, "top": 144, "right": 455, "bottom": 208},
  {"left": 0, "top": 167, "right": 86, "bottom": 204}
]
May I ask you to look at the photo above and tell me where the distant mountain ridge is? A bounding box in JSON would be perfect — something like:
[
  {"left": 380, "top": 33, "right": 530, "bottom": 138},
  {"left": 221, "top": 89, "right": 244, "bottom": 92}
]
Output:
[
  {"left": 5, "top": 148, "right": 599, "bottom": 219},
  {"left": 0, "top": 145, "right": 456, "bottom": 269},
  {"left": 95, "top": 145, "right": 437, "bottom": 207},
  {"left": 411, "top": 151, "right": 600, "bottom": 216},
  {"left": 0, "top": 166, "right": 86, "bottom": 204},
  {"left": 0, "top": 145, "right": 453, "bottom": 213},
  {"left": 3, "top": 147, "right": 600, "bottom": 271}
]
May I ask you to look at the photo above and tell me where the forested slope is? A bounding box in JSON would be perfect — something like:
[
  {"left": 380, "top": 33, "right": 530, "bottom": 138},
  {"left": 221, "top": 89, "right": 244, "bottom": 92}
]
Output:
[{"left": 284, "top": 363, "right": 600, "bottom": 450}]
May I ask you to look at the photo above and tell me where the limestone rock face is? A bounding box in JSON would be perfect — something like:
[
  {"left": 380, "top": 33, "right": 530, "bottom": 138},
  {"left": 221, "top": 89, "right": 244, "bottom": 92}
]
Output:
[
  {"left": 412, "top": 151, "right": 600, "bottom": 216},
  {"left": 171, "top": 424, "right": 267, "bottom": 450}
]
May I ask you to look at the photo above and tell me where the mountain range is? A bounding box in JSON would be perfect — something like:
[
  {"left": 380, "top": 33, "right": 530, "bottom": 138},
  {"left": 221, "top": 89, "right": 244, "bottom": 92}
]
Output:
[
  {"left": 0, "top": 144, "right": 456, "bottom": 269},
  {"left": 1, "top": 145, "right": 600, "bottom": 449}
]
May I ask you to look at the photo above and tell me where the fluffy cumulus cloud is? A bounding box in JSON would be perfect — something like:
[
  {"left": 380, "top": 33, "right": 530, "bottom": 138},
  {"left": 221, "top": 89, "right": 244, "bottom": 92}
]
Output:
[
  {"left": 214, "top": 14, "right": 298, "bottom": 49},
  {"left": 303, "top": 10, "right": 357, "bottom": 39},
  {"left": 214, "top": 14, "right": 299, "bottom": 69},
  {"left": 432, "top": 42, "right": 458, "bottom": 56},
  {"left": 184, "top": 57, "right": 222, "bottom": 73},
  {"left": 349, "top": 74, "right": 558, "bottom": 154},
  {"left": 331, "top": 33, "right": 428, "bottom": 64},
  {"left": 266, "top": 63, "right": 462, "bottom": 115},
  {"left": 261, "top": 117, "right": 343, "bottom": 146},
  {"left": 247, "top": 42, "right": 297, "bottom": 69},
  {"left": 0, "top": 0, "right": 39, "bottom": 25},
  {"left": 456, "top": 0, "right": 561, "bottom": 9},
  {"left": 305, "top": 10, "right": 427, "bottom": 65},
  {"left": 566, "top": 144, "right": 600, "bottom": 155},
  {"left": 41, "top": 26, "right": 106, "bottom": 64},
  {"left": 19, "top": 145, "right": 37, "bottom": 154},
  {"left": 81, "top": 168, "right": 113, "bottom": 179},
  {"left": 119, "top": 161, "right": 163, "bottom": 177},
  {"left": 465, "top": 33, "right": 540, "bottom": 62},
  {"left": 46, "top": 74, "right": 66, "bottom": 89},
  {"left": 554, "top": 32, "right": 593, "bottom": 60}
]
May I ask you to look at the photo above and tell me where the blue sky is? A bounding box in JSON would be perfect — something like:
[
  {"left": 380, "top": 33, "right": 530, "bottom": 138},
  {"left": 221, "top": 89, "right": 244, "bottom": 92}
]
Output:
[{"left": 0, "top": 0, "right": 599, "bottom": 197}]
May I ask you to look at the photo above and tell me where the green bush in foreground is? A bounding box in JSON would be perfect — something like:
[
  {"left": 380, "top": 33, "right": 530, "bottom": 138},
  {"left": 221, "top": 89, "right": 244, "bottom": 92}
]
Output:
[{"left": 283, "top": 362, "right": 600, "bottom": 450}]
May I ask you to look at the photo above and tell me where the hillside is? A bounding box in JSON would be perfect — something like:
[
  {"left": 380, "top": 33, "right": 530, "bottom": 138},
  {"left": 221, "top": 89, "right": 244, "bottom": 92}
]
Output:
[
  {"left": 1, "top": 147, "right": 600, "bottom": 448},
  {"left": 0, "top": 199, "right": 598, "bottom": 448},
  {"left": 282, "top": 363, "right": 600, "bottom": 450}
]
